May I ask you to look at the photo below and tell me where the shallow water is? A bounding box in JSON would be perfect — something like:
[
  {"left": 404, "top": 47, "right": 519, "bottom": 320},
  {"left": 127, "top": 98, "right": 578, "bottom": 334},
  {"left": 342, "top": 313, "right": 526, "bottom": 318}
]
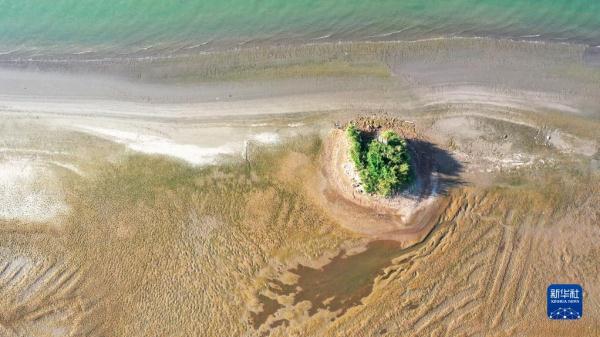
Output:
[
  {"left": 254, "top": 240, "right": 406, "bottom": 328},
  {"left": 1, "top": 0, "right": 599, "bottom": 58}
]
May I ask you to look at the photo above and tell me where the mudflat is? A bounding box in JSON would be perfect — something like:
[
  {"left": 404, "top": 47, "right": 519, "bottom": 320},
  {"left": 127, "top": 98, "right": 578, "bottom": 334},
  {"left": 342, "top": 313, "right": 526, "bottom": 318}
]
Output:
[{"left": 0, "top": 39, "right": 599, "bottom": 336}]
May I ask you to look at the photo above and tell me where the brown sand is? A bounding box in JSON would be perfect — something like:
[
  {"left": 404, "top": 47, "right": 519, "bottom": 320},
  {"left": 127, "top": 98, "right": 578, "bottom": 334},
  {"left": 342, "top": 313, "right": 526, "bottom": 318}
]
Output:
[{"left": 1, "top": 38, "right": 599, "bottom": 337}]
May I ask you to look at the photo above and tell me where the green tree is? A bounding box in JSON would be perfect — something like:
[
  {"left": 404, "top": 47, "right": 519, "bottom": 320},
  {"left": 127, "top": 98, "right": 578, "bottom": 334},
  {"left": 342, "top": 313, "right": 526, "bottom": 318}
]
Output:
[
  {"left": 346, "top": 125, "right": 412, "bottom": 197},
  {"left": 346, "top": 123, "right": 364, "bottom": 169}
]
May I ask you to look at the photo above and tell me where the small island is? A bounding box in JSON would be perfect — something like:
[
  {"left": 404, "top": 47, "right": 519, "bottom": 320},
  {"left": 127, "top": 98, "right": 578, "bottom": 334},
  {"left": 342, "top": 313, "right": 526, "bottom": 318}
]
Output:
[
  {"left": 346, "top": 124, "right": 412, "bottom": 197},
  {"left": 308, "top": 116, "right": 450, "bottom": 246}
]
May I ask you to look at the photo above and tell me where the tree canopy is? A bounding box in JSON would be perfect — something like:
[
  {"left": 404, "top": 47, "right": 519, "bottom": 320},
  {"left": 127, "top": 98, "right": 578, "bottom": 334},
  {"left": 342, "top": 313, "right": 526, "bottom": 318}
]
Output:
[{"left": 346, "top": 125, "right": 412, "bottom": 197}]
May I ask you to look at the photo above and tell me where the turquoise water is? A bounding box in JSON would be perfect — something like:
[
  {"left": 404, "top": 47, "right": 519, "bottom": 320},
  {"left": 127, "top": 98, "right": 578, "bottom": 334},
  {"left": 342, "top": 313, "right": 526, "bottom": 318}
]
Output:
[{"left": 1, "top": 0, "right": 599, "bottom": 57}]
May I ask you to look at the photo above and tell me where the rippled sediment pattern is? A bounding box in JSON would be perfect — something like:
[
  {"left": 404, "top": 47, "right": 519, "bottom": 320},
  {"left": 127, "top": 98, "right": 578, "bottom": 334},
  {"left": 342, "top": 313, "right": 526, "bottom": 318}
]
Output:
[{"left": 1, "top": 0, "right": 599, "bottom": 58}]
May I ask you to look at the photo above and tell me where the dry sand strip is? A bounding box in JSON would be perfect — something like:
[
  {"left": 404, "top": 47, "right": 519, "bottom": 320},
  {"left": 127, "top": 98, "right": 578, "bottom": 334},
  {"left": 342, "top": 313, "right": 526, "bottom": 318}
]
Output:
[{"left": 0, "top": 93, "right": 354, "bottom": 119}]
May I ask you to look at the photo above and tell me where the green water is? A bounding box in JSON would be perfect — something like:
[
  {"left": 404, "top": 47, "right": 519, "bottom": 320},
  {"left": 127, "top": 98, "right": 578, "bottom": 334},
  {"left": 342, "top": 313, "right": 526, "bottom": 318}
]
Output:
[{"left": 0, "top": 0, "right": 599, "bottom": 57}]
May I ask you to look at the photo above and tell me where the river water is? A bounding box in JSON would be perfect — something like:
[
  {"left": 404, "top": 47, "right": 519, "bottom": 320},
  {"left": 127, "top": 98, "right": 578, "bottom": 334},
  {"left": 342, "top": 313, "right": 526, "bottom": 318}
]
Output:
[{"left": 1, "top": 0, "right": 599, "bottom": 59}]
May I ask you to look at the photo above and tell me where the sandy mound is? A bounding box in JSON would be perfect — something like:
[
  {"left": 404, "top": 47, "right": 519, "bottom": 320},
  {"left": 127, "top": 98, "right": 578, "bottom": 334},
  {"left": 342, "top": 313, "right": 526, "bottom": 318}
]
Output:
[{"left": 313, "top": 120, "right": 459, "bottom": 246}]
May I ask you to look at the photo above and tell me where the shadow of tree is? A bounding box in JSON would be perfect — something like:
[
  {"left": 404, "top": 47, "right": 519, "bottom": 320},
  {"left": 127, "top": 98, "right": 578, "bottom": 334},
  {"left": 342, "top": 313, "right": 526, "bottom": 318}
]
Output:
[{"left": 404, "top": 138, "right": 464, "bottom": 197}]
